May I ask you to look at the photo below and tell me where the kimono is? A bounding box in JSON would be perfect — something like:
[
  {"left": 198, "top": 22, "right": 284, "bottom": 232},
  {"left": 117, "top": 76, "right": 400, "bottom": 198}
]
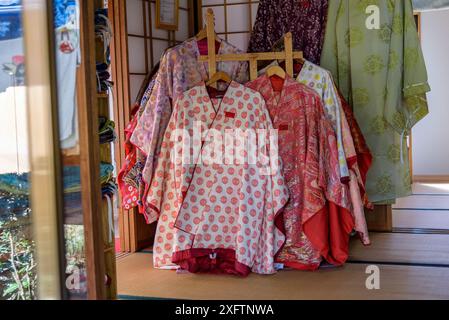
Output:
[
  {"left": 297, "top": 60, "right": 350, "bottom": 181},
  {"left": 246, "top": 75, "right": 354, "bottom": 268},
  {"left": 146, "top": 81, "right": 289, "bottom": 274},
  {"left": 297, "top": 60, "right": 371, "bottom": 245},
  {"left": 321, "top": 0, "right": 430, "bottom": 203},
  {"left": 118, "top": 81, "right": 155, "bottom": 211},
  {"left": 130, "top": 37, "right": 248, "bottom": 218},
  {"left": 248, "top": 0, "right": 328, "bottom": 65},
  {"left": 339, "top": 93, "right": 373, "bottom": 191}
]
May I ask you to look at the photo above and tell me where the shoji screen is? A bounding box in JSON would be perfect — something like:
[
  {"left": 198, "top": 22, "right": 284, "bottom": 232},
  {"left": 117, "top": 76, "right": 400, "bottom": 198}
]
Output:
[
  {"left": 199, "top": 0, "right": 260, "bottom": 51},
  {"left": 112, "top": 1, "right": 195, "bottom": 253},
  {"left": 126, "top": 0, "right": 193, "bottom": 103}
]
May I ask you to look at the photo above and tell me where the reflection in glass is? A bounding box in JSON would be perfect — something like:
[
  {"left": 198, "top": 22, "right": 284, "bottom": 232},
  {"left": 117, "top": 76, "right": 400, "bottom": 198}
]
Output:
[
  {"left": 52, "top": 0, "right": 88, "bottom": 299},
  {"left": 0, "top": 0, "right": 37, "bottom": 300}
]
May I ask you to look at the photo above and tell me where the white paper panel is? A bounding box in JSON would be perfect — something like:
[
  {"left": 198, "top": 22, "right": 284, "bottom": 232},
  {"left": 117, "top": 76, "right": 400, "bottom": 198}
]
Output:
[
  {"left": 227, "top": 32, "right": 250, "bottom": 51},
  {"left": 126, "top": 0, "right": 145, "bottom": 35},
  {"left": 145, "top": 1, "right": 150, "bottom": 34},
  {"left": 152, "top": 39, "right": 170, "bottom": 66},
  {"left": 128, "top": 36, "right": 147, "bottom": 74},
  {"left": 175, "top": 10, "right": 189, "bottom": 41},
  {"left": 130, "top": 74, "right": 146, "bottom": 103},
  {"left": 251, "top": 3, "right": 259, "bottom": 26},
  {"left": 201, "top": 7, "right": 225, "bottom": 33},
  {"left": 179, "top": 0, "right": 188, "bottom": 8},
  {"left": 227, "top": 5, "right": 249, "bottom": 32},
  {"left": 202, "top": 0, "right": 224, "bottom": 5}
]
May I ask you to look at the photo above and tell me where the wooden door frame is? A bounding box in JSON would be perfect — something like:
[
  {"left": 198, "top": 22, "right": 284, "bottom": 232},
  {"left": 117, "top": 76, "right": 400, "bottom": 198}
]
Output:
[
  {"left": 23, "top": 0, "right": 66, "bottom": 299},
  {"left": 77, "top": 0, "right": 107, "bottom": 299}
]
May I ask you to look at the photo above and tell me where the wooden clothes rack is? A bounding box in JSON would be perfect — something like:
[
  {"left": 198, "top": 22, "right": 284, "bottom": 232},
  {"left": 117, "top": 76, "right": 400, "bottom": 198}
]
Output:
[{"left": 198, "top": 8, "right": 303, "bottom": 81}]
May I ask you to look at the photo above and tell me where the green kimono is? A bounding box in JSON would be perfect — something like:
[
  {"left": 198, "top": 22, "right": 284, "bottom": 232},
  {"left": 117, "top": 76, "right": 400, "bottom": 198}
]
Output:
[{"left": 321, "top": 0, "right": 430, "bottom": 203}]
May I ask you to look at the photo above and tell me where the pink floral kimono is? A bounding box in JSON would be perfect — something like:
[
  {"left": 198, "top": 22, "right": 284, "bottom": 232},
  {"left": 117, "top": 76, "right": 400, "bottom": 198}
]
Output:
[
  {"left": 129, "top": 37, "right": 248, "bottom": 221},
  {"left": 146, "top": 81, "right": 289, "bottom": 275}
]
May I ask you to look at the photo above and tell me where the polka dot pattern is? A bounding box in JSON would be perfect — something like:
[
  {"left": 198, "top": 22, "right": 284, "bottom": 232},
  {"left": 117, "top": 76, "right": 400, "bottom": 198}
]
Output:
[{"left": 146, "top": 82, "right": 289, "bottom": 273}]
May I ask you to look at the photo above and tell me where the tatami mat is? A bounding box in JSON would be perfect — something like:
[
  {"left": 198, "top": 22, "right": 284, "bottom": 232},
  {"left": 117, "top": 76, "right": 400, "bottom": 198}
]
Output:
[
  {"left": 412, "top": 183, "right": 449, "bottom": 195},
  {"left": 393, "top": 209, "right": 449, "bottom": 230},
  {"left": 349, "top": 233, "right": 449, "bottom": 266},
  {"left": 117, "top": 251, "right": 449, "bottom": 300},
  {"left": 394, "top": 195, "right": 449, "bottom": 210}
]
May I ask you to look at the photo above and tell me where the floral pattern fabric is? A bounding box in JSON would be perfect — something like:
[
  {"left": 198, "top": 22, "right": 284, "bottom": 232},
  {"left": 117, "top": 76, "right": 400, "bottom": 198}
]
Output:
[
  {"left": 246, "top": 75, "right": 352, "bottom": 268},
  {"left": 118, "top": 80, "right": 155, "bottom": 212},
  {"left": 146, "top": 82, "right": 289, "bottom": 273},
  {"left": 297, "top": 60, "right": 350, "bottom": 181},
  {"left": 321, "top": 0, "right": 430, "bottom": 203},
  {"left": 248, "top": 0, "right": 328, "bottom": 65},
  {"left": 297, "top": 60, "right": 370, "bottom": 245},
  {"left": 130, "top": 38, "right": 248, "bottom": 216}
]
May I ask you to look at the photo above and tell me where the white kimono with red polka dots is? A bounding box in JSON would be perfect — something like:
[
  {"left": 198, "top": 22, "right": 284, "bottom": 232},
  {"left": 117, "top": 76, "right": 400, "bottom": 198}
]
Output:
[{"left": 146, "top": 81, "right": 289, "bottom": 275}]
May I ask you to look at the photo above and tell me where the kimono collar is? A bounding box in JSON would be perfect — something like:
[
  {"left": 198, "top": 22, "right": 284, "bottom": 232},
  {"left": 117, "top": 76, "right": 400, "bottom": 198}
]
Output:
[{"left": 258, "top": 74, "right": 303, "bottom": 106}]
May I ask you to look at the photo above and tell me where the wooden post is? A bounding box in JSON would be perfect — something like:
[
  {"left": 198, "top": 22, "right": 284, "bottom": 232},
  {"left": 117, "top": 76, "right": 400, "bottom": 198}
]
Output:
[
  {"left": 206, "top": 8, "right": 217, "bottom": 85},
  {"left": 249, "top": 55, "right": 258, "bottom": 81},
  {"left": 78, "top": 0, "right": 107, "bottom": 300},
  {"left": 199, "top": 10, "right": 303, "bottom": 82},
  {"left": 284, "top": 32, "right": 294, "bottom": 77}
]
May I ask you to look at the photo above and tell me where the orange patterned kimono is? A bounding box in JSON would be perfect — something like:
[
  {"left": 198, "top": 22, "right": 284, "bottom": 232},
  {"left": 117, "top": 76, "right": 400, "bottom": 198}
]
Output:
[{"left": 247, "top": 75, "right": 354, "bottom": 269}]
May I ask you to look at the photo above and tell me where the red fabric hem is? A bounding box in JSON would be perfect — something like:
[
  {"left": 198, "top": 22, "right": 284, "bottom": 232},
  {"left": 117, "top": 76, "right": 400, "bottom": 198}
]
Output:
[
  {"left": 303, "top": 202, "right": 355, "bottom": 266},
  {"left": 172, "top": 248, "right": 251, "bottom": 277},
  {"left": 358, "top": 153, "right": 373, "bottom": 187}
]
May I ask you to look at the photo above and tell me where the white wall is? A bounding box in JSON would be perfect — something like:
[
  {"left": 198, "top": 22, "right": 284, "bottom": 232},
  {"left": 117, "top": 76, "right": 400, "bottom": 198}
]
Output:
[{"left": 412, "top": 9, "right": 449, "bottom": 176}]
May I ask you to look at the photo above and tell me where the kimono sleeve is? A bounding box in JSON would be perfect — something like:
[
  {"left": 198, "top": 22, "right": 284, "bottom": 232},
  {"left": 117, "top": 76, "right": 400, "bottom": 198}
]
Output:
[
  {"left": 324, "top": 71, "right": 350, "bottom": 181},
  {"left": 130, "top": 49, "right": 174, "bottom": 185},
  {"left": 252, "top": 98, "right": 289, "bottom": 274},
  {"left": 143, "top": 96, "right": 182, "bottom": 224},
  {"left": 402, "top": 0, "right": 430, "bottom": 130},
  {"left": 386, "top": 0, "right": 430, "bottom": 133}
]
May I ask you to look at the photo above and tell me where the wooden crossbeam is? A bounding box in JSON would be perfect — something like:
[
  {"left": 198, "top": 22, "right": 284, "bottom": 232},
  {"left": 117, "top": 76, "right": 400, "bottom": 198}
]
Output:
[{"left": 200, "top": 8, "right": 303, "bottom": 81}]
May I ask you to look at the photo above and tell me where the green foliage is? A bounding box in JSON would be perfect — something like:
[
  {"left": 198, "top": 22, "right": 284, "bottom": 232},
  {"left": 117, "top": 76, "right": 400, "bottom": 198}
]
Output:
[{"left": 0, "top": 213, "right": 37, "bottom": 300}]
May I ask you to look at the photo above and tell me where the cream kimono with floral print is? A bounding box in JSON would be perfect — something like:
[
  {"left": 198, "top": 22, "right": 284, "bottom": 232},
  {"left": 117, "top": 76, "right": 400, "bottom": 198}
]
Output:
[
  {"left": 297, "top": 60, "right": 349, "bottom": 181},
  {"left": 146, "top": 82, "right": 289, "bottom": 273}
]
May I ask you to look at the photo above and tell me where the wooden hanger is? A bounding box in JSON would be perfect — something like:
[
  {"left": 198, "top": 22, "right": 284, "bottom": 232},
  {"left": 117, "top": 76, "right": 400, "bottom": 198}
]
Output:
[
  {"left": 196, "top": 8, "right": 221, "bottom": 43},
  {"left": 195, "top": 28, "right": 222, "bottom": 45},
  {"left": 206, "top": 71, "right": 232, "bottom": 87},
  {"left": 266, "top": 65, "right": 286, "bottom": 79}
]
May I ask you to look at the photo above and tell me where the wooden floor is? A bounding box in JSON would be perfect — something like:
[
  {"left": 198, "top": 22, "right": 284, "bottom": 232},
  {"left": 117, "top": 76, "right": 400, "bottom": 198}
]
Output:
[{"left": 117, "top": 183, "right": 449, "bottom": 300}]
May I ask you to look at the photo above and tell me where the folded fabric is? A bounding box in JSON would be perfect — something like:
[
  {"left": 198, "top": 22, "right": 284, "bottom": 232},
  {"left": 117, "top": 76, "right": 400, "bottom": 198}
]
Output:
[{"left": 99, "top": 117, "right": 116, "bottom": 144}]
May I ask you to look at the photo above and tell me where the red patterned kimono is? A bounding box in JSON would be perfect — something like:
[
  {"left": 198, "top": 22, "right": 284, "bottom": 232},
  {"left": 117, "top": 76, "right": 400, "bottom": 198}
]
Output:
[
  {"left": 118, "top": 81, "right": 155, "bottom": 211},
  {"left": 247, "top": 75, "right": 354, "bottom": 268},
  {"left": 146, "top": 81, "right": 289, "bottom": 274}
]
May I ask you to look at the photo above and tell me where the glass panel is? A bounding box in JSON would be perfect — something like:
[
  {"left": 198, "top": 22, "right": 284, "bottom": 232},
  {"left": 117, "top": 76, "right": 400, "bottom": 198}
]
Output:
[
  {"left": 0, "top": 0, "right": 37, "bottom": 301},
  {"left": 52, "top": 0, "right": 87, "bottom": 300}
]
